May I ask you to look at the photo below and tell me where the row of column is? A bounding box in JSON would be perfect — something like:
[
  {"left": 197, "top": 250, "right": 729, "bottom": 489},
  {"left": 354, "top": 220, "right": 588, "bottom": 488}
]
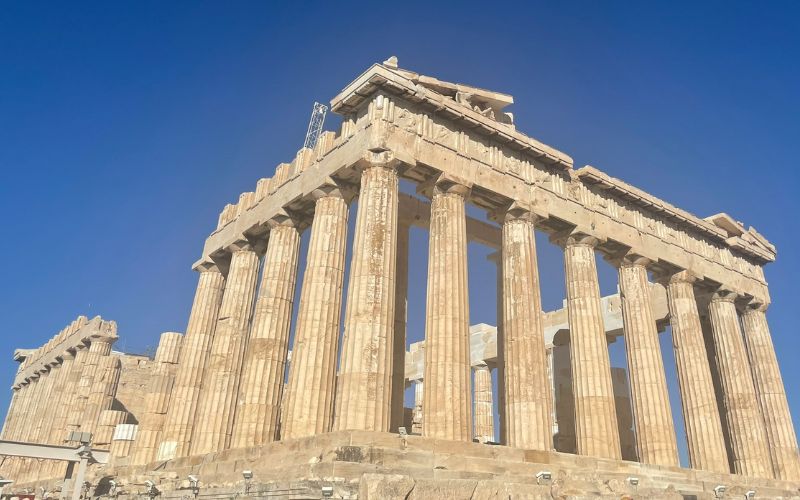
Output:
[
  {"left": 155, "top": 163, "right": 798, "bottom": 482},
  {"left": 0, "top": 335, "right": 122, "bottom": 482}
]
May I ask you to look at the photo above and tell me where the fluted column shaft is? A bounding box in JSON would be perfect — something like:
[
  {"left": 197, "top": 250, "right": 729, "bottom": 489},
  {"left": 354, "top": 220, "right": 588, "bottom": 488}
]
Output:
[
  {"left": 31, "top": 367, "right": 58, "bottom": 442},
  {"left": 47, "top": 352, "right": 76, "bottom": 444},
  {"left": 741, "top": 305, "right": 800, "bottom": 480},
  {"left": 282, "top": 190, "right": 350, "bottom": 439},
  {"left": 19, "top": 375, "right": 44, "bottom": 442},
  {"left": 336, "top": 163, "right": 399, "bottom": 432},
  {"left": 58, "top": 347, "right": 89, "bottom": 437},
  {"left": 390, "top": 223, "right": 410, "bottom": 434},
  {"left": 232, "top": 222, "right": 301, "bottom": 447},
  {"left": 67, "top": 339, "right": 113, "bottom": 433},
  {"left": 157, "top": 264, "right": 225, "bottom": 460},
  {"left": 664, "top": 272, "right": 729, "bottom": 473},
  {"left": 563, "top": 234, "right": 621, "bottom": 459},
  {"left": 81, "top": 355, "right": 121, "bottom": 435},
  {"left": 131, "top": 332, "right": 183, "bottom": 465},
  {"left": 474, "top": 364, "right": 495, "bottom": 443},
  {"left": 191, "top": 246, "right": 260, "bottom": 455},
  {"left": 422, "top": 183, "right": 472, "bottom": 442},
  {"left": 501, "top": 209, "right": 552, "bottom": 450},
  {"left": 1, "top": 388, "right": 20, "bottom": 439},
  {"left": 618, "top": 260, "right": 679, "bottom": 466},
  {"left": 412, "top": 380, "right": 423, "bottom": 434},
  {"left": 708, "top": 292, "right": 772, "bottom": 478}
]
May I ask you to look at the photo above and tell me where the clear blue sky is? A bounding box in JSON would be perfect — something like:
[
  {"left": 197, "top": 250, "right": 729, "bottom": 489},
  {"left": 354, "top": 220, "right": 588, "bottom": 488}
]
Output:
[{"left": 1, "top": 1, "right": 798, "bottom": 466}]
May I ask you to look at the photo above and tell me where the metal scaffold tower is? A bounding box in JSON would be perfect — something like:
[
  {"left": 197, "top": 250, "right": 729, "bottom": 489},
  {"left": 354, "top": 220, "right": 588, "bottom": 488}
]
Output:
[{"left": 303, "top": 102, "right": 328, "bottom": 150}]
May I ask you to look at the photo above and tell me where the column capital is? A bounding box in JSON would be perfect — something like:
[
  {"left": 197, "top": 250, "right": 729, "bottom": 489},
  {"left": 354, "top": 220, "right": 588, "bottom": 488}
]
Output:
[
  {"left": 550, "top": 228, "right": 601, "bottom": 249},
  {"left": 654, "top": 269, "right": 697, "bottom": 286},
  {"left": 355, "top": 149, "right": 401, "bottom": 171},
  {"left": 710, "top": 289, "right": 739, "bottom": 303},
  {"left": 490, "top": 201, "right": 540, "bottom": 224},
  {"left": 312, "top": 177, "right": 357, "bottom": 203},
  {"left": 193, "top": 260, "right": 222, "bottom": 273},
  {"left": 417, "top": 173, "right": 472, "bottom": 199},
  {"left": 266, "top": 208, "right": 308, "bottom": 231},
  {"left": 605, "top": 250, "right": 652, "bottom": 268},
  {"left": 742, "top": 300, "right": 769, "bottom": 313}
]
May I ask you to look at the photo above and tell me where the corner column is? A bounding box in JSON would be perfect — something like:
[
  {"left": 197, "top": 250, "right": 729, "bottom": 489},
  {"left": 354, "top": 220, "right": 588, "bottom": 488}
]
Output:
[
  {"left": 500, "top": 205, "right": 552, "bottom": 450},
  {"left": 707, "top": 291, "right": 773, "bottom": 478},
  {"left": 617, "top": 256, "right": 679, "bottom": 466},
  {"left": 282, "top": 184, "right": 351, "bottom": 439},
  {"left": 663, "top": 271, "right": 729, "bottom": 473},
  {"left": 561, "top": 232, "right": 621, "bottom": 459},
  {"left": 191, "top": 243, "right": 260, "bottom": 455},
  {"left": 741, "top": 304, "right": 800, "bottom": 480},
  {"left": 232, "top": 214, "right": 302, "bottom": 447},
  {"left": 422, "top": 179, "right": 472, "bottom": 442},
  {"left": 157, "top": 262, "right": 225, "bottom": 460},
  {"left": 335, "top": 155, "right": 399, "bottom": 432}
]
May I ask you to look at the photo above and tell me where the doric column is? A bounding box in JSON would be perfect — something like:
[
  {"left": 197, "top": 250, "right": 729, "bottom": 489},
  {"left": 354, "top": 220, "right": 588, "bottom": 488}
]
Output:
[
  {"left": 157, "top": 262, "right": 225, "bottom": 460},
  {"left": 28, "top": 368, "right": 51, "bottom": 442},
  {"left": 9, "top": 381, "right": 33, "bottom": 441},
  {"left": 500, "top": 205, "right": 552, "bottom": 450},
  {"left": 81, "top": 356, "right": 122, "bottom": 435},
  {"left": 741, "top": 304, "right": 800, "bottom": 480},
  {"left": 33, "top": 365, "right": 62, "bottom": 442},
  {"left": 232, "top": 215, "right": 301, "bottom": 448},
  {"left": 663, "top": 271, "right": 729, "bottom": 473},
  {"left": 390, "top": 222, "right": 410, "bottom": 434},
  {"left": 617, "top": 256, "right": 679, "bottom": 466},
  {"left": 422, "top": 180, "right": 472, "bottom": 442},
  {"left": 336, "top": 156, "right": 399, "bottom": 432},
  {"left": 19, "top": 374, "right": 44, "bottom": 442},
  {"left": 561, "top": 232, "right": 621, "bottom": 459},
  {"left": 131, "top": 332, "right": 183, "bottom": 466},
  {"left": 1, "top": 388, "right": 20, "bottom": 439},
  {"left": 191, "top": 244, "right": 260, "bottom": 455},
  {"left": 67, "top": 338, "right": 114, "bottom": 433},
  {"left": 707, "top": 291, "right": 772, "bottom": 478},
  {"left": 488, "top": 251, "right": 506, "bottom": 445},
  {"left": 474, "top": 363, "right": 495, "bottom": 443},
  {"left": 412, "top": 380, "right": 423, "bottom": 435},
  {"left": 57, "top": 347, "right": 89, "bottom": 438},
  {"left": 282, "top": 185, "right": 351, "bottom": 439},
  {"left": 47, "top": 351, "right": 76, "bottom": 444}
]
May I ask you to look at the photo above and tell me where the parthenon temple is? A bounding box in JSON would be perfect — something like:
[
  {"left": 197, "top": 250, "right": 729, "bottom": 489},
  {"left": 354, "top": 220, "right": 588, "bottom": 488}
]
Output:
[{"left": 1, "top": 58, "right": 798, "bottom": 499}]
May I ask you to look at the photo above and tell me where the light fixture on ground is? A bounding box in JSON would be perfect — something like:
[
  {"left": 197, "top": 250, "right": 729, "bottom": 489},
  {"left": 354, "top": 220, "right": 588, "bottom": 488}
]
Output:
[
  {"left": 745, "top": 491, "right": 755, "bottom": 499},
  {"left": 398, "top": 427, "right": 408, "bottom": 436},
  {"left": 535, "top": 471, "right": 552, "bottom": 484},
  {"left": 627, "top": 476, "right": 639, "bottom": 487},
  {"left": 321, "top": 485, "right": 334, "bottom": 498},
  {"left": 714, "top": 485, "right": 726, "bottom": 498},
  {"left": 144, "top": 480, "right": 159, "bottom": 498},
  {"left": 187, "top": 475, "right": 199, "bottom": 498},
  {"left": 242, "top": 470, "right": 253, "bottom": 495}
]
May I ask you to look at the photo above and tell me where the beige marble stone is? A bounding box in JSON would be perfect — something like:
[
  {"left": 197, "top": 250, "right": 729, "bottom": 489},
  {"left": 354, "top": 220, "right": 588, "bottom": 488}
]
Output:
[
  {"left": 473, "top": 363, "right": 494, "bottom": 443},
  {"left": 130, "top": 332, "right": 183, "bottom": 465},
  {"left": 663, "top": 271, "right": 729, "bottom": 473},
  {"left": 335, "top": 158, "right": 399, "bottom": 432},
  {"left": 80, "top": 355, "right": 122, "bottom": 435},
  {"left": 617, "top": 257, "right": 679, "bottom": 467},
  {"left": 282, "top": 187, "right": 350, "bottom": 439},
  {"left": 422, "top": 181, "right": 472, "bottom": 442},
  {"left": 707, "top": 291, "right": 773, "bottom": 478},
  {"left": 500, "top": 207, "right": 552, "bottom": 450},
  {"left": 45, "top": 350, "right": 76, "bottom": 444},
  {"left": 412, "top": 380, "right": 423, "bottom": 435},
  {"left": 741, "top": 304, "right": 800, "bottom": 480},
  {"left": 561, "top": 233, "right": 621, "bottom": 460},
  {"left": 191, "top": 245, "right": 260, "bottom": 455},
  {"left": 390, "top": 223, "right": 410, "bottom": 434},
  {"left": 233, "top": 218, "right": 301, "bottom": 448},
  {"left": 157, "top": 264, "right": 225, "bottom": 460}
]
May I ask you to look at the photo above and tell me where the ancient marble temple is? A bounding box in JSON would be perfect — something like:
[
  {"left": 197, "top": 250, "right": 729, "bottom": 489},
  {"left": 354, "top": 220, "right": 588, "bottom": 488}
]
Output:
[{"left": 1, "top": 58, "right": 798, "bottom": 498}]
